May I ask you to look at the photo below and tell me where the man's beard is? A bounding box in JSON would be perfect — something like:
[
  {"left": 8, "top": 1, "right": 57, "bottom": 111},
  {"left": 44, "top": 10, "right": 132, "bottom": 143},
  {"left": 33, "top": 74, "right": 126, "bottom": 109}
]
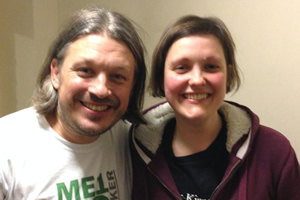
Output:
[{"left": 56, "top": 100, "right": 119, "bottom": 137}]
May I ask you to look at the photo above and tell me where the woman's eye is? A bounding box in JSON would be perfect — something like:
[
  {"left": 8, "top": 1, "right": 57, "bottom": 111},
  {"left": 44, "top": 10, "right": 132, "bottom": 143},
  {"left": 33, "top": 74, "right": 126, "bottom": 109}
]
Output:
[
  {"left": 206, "top": 64, "right": 219, "bottom": 71},
  {"left": 174, "top": 65, "right": 187, "bottom": 72}
]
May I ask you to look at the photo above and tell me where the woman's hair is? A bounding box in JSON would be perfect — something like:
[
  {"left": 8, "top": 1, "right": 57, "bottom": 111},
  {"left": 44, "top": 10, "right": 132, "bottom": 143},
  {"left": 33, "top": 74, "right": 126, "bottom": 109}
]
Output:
[
  {"left": 150, "top": 15, "right": 241, "bottom": 97},
  {"left": 32, "top": 7, "right": 147, "bottom": 124}
]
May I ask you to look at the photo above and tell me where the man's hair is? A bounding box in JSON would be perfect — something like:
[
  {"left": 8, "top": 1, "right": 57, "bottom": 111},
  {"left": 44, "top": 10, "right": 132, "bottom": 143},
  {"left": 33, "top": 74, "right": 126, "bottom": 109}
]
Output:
[
  {"left": 150, "top": 15, "right": 241, "bottom": 97},
  {"left": 32, "top": 7, "right": 147, "bottom": 124}
]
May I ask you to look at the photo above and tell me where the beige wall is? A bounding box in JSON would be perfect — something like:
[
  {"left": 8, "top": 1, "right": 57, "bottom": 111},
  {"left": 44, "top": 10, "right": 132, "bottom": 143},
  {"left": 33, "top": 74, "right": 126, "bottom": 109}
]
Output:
[
  {"left": 0, "top": 0, "right": 58, "bottom": 116},
  {"left": 1, "top": 0, "right": 299, "bottom": 157}
]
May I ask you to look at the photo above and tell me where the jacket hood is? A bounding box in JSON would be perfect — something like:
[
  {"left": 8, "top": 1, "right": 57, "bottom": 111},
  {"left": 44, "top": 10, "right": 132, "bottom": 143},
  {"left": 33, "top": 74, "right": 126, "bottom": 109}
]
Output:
[{"left": 132, "top": 101, "right": 255, "bottom": 164}]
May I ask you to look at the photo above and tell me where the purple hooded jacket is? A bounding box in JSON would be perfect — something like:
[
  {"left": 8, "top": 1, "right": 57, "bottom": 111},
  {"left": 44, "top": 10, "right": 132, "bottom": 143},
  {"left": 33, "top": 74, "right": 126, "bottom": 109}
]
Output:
[{"left": 130, "top": 101, "right": 300, "bottom": 199}]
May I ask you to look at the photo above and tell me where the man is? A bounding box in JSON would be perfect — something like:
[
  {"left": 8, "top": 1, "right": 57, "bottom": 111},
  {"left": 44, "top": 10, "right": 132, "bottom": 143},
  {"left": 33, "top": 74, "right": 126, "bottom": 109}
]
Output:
[{"left": 0, "top": 7, "right": 146, "bottom": 200}]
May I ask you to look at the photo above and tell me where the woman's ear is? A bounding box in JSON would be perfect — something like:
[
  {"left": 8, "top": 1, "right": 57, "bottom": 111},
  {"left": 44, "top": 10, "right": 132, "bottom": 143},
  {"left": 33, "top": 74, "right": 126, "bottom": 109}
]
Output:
[
  {"left": 226, "top": 64, "right": 232, "bottom": 92},
  {"left": 50, "top": 59, "right": 60, "bottom": 90},
  {"left": 227, "top": 64, "right": 232, "bottom": 73}
]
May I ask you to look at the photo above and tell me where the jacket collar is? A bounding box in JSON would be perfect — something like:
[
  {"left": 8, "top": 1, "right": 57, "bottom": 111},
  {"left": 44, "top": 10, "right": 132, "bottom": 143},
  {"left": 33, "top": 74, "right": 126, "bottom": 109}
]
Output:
[{"left": 133, "top": 101, "right": 253, "bottom": 164}]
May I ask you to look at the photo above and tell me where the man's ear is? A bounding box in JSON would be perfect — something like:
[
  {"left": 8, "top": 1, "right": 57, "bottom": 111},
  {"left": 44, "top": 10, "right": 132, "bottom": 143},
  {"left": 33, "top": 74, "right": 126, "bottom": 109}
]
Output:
[{"left": 50, "top": 59, "right": 60, "bottom": 90}]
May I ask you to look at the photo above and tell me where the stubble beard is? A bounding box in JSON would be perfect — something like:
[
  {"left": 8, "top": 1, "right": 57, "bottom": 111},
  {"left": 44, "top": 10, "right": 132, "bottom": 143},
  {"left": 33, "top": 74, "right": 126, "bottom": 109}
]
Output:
[{"left": 57, "top": 101, "right": 121, "bottom": 137}]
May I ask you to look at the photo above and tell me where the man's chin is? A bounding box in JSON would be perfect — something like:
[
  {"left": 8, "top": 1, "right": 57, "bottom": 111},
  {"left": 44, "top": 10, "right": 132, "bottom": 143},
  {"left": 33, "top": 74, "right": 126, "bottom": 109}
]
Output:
[{"left": 79, "top": 119, "right": 119, "bottom": 136}]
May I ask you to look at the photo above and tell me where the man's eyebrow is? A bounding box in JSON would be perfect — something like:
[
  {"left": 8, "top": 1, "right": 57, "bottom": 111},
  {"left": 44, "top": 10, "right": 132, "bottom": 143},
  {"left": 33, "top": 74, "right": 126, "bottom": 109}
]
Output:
[{"left": 111, "top": 65, "right": 132, "bottom": 74}]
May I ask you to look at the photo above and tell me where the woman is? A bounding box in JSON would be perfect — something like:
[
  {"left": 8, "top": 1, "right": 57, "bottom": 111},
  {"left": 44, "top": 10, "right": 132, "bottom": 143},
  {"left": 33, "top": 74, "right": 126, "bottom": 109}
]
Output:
[{"left": 130, "top": 15, "right": 300, "bottom": 199}]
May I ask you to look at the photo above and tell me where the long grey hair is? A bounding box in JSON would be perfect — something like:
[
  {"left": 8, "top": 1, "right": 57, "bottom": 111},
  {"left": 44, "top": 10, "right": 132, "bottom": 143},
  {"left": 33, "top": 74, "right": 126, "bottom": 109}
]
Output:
[{"left": 32, "top": 7, "right": 147, "bottom": 124}]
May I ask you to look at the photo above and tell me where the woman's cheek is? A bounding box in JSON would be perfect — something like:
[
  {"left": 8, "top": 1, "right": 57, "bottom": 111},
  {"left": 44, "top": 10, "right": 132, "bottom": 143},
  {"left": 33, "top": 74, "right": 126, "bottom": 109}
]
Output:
[
  {"left": 164, "top": 74, "right": 183, "bottom": 97},
  {"left": 211, "top": 73, "right": 227, "bottom": 91}
]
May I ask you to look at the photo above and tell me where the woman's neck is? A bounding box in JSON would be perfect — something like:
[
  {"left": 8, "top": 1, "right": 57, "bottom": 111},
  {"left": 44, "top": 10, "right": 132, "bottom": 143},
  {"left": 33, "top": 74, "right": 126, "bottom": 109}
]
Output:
[{"left": 172, "top": 112, "right": 223, "bottom": 157}]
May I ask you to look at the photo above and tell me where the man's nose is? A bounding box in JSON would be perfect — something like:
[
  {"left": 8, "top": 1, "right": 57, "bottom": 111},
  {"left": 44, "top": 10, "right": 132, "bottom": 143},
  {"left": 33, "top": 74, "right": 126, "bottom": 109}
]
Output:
[{"left": 89, "top": 74, "right": 111, "bottom": 98}]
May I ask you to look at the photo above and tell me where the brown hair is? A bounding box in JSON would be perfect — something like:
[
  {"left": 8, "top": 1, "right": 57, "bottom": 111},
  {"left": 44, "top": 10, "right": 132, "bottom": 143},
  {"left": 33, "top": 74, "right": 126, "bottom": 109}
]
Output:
[{"left": 150, "top": 15, "right": 241, "bottom": 97}]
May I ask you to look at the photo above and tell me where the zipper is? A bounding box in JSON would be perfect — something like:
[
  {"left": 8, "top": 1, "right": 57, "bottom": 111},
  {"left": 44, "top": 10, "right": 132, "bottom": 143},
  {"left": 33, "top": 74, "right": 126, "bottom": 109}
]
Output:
[
  {"left": 147, "top": 167, "right": 182, "bottom": 200},
  {"left": 210, "top": 160, "right": 242, "bottom": 199}
]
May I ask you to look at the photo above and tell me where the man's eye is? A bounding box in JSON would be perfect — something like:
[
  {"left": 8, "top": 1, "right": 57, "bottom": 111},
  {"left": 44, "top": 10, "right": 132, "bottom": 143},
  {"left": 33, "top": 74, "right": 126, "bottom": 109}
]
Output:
[
  {"left": 79, "top": 68, "right": 94, "bottom": 75},
  {"left": 111, "top": 74, "right": 127, "bottom": 82},
  {"left": 76, "top": 67, "right": 94, "bottom": 77},
  {"left": 114, "top": 74, "right": 124, "bottom": 79},
  {"left": 80, "top": 68, "right": 91, "bottom": 73}
]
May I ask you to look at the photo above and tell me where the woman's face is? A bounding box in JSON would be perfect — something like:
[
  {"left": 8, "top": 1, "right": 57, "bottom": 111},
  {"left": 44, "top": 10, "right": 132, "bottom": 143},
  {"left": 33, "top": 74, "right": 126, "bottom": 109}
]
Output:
[{"left": 164, "top": 34, "right": 228, "bottom": 123}]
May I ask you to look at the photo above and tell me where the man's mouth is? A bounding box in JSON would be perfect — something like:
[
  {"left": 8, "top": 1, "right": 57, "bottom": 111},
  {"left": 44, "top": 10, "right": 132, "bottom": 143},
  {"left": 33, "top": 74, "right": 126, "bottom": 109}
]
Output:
[
  {"left": 183, "top": 94, "right": 208, "bottom": 100},
  {"left": 82, "top": 102, "right": 109, "bottom": 112}
]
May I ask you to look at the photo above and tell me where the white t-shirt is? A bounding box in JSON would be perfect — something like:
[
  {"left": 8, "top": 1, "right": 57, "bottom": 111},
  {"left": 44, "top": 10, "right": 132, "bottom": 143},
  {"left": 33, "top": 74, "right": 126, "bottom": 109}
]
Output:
[{"left": 0, "top": 107, "right": 132, "bottom": 200}]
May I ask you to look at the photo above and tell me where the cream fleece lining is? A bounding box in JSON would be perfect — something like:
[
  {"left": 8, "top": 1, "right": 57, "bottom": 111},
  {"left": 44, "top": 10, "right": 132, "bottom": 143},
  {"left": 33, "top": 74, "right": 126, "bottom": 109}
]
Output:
[{"left": 134, "top": 102, "right": 251, "bottom": 157}]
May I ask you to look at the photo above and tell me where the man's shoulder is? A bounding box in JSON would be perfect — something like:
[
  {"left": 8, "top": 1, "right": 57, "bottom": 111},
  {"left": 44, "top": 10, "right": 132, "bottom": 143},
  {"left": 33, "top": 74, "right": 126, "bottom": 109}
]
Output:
[
  {"left": 0, "top": 107, "right": 42, "bottom": 151},
  {"left": 108, "top": 120, "right": 131, "bottom": 137},
  {"left": 112, "top": 120, "right": 131, "bottom": 130},
  {"left": 1, "top": 107, "right": 36, "bottom": 119},
  {"left": 0, "top": 107, "right": 41, "bottom": 129}
]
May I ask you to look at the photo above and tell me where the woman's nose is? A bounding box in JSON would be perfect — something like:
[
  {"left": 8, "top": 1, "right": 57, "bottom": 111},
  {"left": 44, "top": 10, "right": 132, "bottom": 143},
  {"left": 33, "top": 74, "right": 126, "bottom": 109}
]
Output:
[{"left": 188, "top": 69, "right": 206, "bottom": 86}]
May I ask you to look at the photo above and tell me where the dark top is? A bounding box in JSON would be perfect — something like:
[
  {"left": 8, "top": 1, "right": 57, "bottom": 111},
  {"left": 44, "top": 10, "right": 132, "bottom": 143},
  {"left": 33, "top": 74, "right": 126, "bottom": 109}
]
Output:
[{"left": 162, "top": 115, "right": 229, "bottom": 200}]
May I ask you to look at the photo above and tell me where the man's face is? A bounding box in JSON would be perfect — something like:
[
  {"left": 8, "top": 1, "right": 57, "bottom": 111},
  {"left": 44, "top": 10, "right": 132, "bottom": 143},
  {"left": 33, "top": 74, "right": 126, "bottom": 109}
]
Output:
[{"left": 49, "top": 34, "right": 135, "bottom": 144}]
